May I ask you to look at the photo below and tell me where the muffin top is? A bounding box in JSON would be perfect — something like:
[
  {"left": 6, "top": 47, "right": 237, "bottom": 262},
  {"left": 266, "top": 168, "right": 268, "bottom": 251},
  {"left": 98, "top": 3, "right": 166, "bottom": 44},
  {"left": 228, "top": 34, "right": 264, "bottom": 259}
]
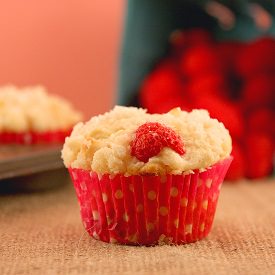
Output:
[
  {"left": 62, "top": 106, "right": 232, "bottom": 176},
  {"left": 0, "top": 85, "right": 82, "bottom": 132}
]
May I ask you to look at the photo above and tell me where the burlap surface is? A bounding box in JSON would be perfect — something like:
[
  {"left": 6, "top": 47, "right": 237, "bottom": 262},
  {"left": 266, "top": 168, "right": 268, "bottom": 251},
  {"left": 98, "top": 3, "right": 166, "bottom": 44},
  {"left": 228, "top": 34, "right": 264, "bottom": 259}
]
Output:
[{"left": 1, "top": 178, "right": 275, "bottom": 275}]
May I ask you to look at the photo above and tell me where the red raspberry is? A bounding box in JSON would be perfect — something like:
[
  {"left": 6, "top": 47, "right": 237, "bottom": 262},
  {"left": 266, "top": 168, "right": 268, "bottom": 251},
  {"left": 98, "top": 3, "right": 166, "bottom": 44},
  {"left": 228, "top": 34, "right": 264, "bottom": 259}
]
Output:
[
  {"left": 225, "top": 143, "right": 245, "bottom": 181},
  {"left": 187, "top": 73, "right": 229, "bottom": 100},
  {"left": 139, "top": 59, "right": 185, "bottom": 113},
  {"left": 217, "top": 41, "right": 244, "bottom": 73},
  {"left": 180, "top": 45, "right": 224, "bottom": 78},
  {"left": 236, "top": 37, "right": 275, "bottom": 78},
  {"left": 247, "top": 108, "right": 274, "bottom": 136},
  {"left": 157, "top": 125, "right": 185, "bottom": 154},
  {"left": 131, "top": 132, "right": 163, "bottom": 163},
  {"left": 135, "top": 122, "right": 162, "bottom": 137},
  {"left": 131, "top": 122, "right": 185, "bottom": 162},
  {"left": 241, "top": 73, "right": 275, "bottom": 109},
  {"left": 245, "top": 133, "right": 274, "bottom": 179}
]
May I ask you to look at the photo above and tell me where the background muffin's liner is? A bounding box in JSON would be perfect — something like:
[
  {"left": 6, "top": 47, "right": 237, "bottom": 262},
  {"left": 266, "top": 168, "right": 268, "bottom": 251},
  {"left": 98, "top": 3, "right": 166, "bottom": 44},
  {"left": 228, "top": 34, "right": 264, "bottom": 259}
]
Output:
[
  {"left": 69, "top": 157, "right": 232, "bottom": 245},
  {"left": 0, "top": 130, "right": 71, "bottom": 144}
]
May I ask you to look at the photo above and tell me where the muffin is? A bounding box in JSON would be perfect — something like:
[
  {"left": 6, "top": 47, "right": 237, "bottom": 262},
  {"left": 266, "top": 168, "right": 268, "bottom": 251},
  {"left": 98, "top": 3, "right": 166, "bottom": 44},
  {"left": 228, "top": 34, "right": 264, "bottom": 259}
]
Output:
[
  {"left": 0, "top": 85, "right": 82, "bottom": 144},
  {"left": 62, "top": 106, "right": 232, "bottom": 245}
]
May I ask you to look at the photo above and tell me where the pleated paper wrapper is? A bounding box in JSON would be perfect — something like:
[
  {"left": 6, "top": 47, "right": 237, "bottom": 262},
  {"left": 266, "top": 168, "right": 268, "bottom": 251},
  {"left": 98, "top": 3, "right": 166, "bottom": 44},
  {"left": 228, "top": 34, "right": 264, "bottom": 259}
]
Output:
[
  {"left": 69, "top": 157, "right": 232, "bottom": 245},
  {"left": 0, "top": 130, "right": 71, "bottom": 144}
]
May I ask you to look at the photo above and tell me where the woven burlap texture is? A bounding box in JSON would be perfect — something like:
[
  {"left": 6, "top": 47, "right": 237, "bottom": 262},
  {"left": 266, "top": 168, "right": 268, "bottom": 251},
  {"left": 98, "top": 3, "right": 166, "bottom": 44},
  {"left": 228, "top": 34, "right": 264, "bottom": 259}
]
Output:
[{"left": 1, "top": 179, "right": 275, "bottom": 275}]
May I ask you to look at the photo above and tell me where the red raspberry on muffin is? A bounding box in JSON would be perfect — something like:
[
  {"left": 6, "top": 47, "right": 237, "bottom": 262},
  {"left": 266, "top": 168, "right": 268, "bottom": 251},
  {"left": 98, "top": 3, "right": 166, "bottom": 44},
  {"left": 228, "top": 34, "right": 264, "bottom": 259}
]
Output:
[{"left": 131, "top": 122, "right": 185, "bottom": 162}]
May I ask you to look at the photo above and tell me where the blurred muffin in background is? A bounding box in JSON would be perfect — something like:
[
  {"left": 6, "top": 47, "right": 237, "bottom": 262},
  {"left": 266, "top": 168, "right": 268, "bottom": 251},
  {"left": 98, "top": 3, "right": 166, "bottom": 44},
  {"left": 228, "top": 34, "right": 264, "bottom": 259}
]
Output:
[{"left": 0, "top": 85, "right": 82, "bottom": 144}]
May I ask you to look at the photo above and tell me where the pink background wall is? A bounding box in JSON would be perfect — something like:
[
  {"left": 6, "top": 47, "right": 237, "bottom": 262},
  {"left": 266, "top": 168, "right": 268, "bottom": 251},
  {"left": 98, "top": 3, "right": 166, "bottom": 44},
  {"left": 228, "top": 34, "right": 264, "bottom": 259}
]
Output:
[{"left": 0, "top": 0, "right": 125, "bottom": 118}]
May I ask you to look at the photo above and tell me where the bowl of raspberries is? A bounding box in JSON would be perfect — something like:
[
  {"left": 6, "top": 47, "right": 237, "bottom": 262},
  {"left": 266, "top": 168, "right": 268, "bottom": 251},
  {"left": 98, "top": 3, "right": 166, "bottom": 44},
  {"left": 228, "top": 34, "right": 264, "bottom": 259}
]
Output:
[{"left": 139, "top": 29, "right": 275, "bottom": 181}]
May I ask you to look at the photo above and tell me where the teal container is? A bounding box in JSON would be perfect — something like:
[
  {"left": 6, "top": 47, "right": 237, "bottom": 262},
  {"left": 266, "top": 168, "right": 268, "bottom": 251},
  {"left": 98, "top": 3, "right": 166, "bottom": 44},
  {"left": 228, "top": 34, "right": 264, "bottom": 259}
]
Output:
[{"left": 118, "top": 0, "right": 275, "bottom": 106}]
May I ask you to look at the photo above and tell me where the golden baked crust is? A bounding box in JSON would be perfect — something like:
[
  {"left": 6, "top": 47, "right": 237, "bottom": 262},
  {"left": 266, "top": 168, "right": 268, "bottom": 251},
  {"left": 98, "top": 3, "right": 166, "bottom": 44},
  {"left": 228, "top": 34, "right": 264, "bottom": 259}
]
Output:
[{"left": 62, "top": 106, "right": 232, "bottom": 175}]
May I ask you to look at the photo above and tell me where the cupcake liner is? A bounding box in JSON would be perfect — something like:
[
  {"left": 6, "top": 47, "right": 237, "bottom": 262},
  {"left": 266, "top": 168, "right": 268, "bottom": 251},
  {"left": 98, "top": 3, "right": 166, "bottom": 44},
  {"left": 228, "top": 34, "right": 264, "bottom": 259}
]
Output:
[
  {"left": 69, "top": 157, "right": 232, "bottom": 245},
  {"left": 0, "top": 130, "right": 71, "bottom": 144}
]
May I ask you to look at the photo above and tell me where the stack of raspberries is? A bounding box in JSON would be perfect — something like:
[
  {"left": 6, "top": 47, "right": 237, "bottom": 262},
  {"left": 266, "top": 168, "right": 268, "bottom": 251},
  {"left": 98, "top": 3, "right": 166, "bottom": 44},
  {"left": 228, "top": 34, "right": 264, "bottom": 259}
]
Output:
[{"left": 139, "top": 29, "right": 275, "bottom": 181}]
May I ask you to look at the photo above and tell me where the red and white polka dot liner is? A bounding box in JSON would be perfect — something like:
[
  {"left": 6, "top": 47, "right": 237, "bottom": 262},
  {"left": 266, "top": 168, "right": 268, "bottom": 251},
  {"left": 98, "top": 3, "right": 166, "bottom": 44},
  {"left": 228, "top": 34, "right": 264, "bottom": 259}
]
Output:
[
  {"left": 0, "top": 130, "right": 72, "bottom": 144},
  {"left": 69, "top": 157, "right": 232, "bottom": 245}
]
